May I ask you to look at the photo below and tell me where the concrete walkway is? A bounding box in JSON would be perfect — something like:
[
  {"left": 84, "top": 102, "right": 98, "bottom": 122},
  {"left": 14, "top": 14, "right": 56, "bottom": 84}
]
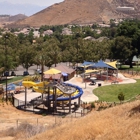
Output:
[{"left": 65, "top": 73, "right": 136, "bottom": 103}]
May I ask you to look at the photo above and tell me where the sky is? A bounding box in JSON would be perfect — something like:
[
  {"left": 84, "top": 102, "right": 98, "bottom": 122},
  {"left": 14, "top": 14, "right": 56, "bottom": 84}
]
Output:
[{"left": 0, "top": 0, "right": 64, "bottom": 6}]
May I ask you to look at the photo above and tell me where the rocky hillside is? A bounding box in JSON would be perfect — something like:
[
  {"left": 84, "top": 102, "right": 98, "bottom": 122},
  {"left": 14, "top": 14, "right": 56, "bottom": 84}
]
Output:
[{"left": 6, "top": 0, "right": 140, "bottom": 28}]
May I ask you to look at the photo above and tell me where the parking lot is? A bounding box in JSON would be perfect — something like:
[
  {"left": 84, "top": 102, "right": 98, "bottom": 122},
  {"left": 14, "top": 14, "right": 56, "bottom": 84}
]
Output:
[{"left": 6, "top": 62, "right": 74, "bottom": 76}]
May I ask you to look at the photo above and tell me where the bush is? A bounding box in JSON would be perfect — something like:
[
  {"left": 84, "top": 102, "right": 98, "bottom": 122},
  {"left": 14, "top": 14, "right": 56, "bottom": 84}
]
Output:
[
  {"left": 3, "top": 122, "right": 47, "bottom": 139},
  {"left": 90, "top": 102, "right": 95, "bottom": 108},
  {"left": 118, "top": 92, "right": 125, "bottom": 103}
]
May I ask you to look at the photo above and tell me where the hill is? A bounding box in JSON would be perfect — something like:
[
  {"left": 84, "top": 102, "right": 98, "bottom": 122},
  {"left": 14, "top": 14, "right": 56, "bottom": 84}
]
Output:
[
  {"left": 29, "top": 100, "right": 140, "bottom": 140},
  {"left": 6, "top": 0, "right": 140, "bottom": 28},
  {"left": 0, "top": 14, "right": 28, "bottom": 28}
]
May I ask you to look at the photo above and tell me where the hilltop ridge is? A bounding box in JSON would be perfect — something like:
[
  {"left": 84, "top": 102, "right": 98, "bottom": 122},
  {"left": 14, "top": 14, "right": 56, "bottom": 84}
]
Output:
[{"left": 5, "top": 0, "right": 140, "bottom": 28}]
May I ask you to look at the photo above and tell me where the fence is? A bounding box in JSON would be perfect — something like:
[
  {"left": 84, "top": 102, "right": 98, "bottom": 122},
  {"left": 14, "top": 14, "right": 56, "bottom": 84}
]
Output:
[{"left": 0, "top": 113, "right": 81, "bottom": 132}]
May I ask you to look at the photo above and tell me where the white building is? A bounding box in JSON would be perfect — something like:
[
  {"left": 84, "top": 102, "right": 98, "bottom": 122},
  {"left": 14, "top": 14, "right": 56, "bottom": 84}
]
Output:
[{"left": 116, "top": 6, "right": 135, "bottom": 11}]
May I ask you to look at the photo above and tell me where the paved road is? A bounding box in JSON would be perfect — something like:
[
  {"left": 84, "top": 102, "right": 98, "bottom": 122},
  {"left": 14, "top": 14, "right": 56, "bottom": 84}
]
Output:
[{"left": 13, "top": 62, "right": 74, "bottom": 76}]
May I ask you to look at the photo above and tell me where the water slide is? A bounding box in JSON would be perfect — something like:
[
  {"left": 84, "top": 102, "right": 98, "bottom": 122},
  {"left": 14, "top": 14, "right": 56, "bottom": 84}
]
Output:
[
  {"left": 22, "top": 81, "right": 49, "bottom": 93},
  {"left": 22, "top": 81, "right": 83, "bottom": 101},
  {"left": 54, "top": 83, "right": 83, "bottom": 101}
]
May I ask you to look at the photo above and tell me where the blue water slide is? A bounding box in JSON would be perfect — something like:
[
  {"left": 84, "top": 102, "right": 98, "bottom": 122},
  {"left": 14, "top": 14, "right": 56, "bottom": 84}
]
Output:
[{"left": 55, "top": 83, "right": 83, "bottom": 101}]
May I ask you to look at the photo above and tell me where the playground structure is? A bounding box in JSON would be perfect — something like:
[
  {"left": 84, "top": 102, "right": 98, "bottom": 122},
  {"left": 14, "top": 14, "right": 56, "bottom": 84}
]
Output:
[{"left": 17, "top": 80, "right": 83, "bottom": 114}]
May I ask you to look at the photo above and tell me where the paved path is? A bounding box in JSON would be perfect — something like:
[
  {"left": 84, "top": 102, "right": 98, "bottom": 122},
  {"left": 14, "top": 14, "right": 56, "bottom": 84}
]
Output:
[{"left": 65, "top": 73, "right": 136, "bottom": 103}]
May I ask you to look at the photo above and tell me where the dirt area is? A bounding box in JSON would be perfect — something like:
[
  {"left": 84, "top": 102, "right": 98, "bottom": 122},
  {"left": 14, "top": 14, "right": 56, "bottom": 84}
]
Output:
[
  {"left": 0, "top": 101, "right": 56, "bottom": 130},
  {"left": 122, "top": 73, "right": 140, "bottom": 79}
]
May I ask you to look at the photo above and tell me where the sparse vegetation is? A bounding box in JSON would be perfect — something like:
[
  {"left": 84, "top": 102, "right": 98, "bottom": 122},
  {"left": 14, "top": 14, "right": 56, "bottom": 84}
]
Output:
[
  {"left": 0, "top": 122, "right": 47, "bottom": 139},
  {"left": 28, "top": 100, "right": 140, "bottom": 140}
]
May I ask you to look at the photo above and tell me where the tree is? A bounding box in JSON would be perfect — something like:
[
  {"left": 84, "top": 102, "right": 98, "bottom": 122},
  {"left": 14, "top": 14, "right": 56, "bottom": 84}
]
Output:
[
  {"left": 34, "top": 37, "right": 52, "bottom": 81},
  {"left": 116, "top": 20, "right": 140, "bottom": 67},
  {"left": 110, "top": 36, "right": 137, "bottom": 67},
  {"left": 0, "top": 33, "right": 18, "bottom": 72},
  {"left": 19, "top": 43, "right": 36, "bottom": 72},
  {"left": 45, "top": 38, "right": 61, "bottom": 67}
]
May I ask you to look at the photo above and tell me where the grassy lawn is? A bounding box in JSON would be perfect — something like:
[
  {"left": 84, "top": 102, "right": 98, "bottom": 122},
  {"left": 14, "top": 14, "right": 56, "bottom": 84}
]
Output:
[
  {"left": 118, "top": 65, "right": 140, "bottom": 71},
  {"left": 0, "top": 76, "right": 24, "bottom": 85},
  {"left": 94, "top": 79, "right": 140, "bottom": 102}
]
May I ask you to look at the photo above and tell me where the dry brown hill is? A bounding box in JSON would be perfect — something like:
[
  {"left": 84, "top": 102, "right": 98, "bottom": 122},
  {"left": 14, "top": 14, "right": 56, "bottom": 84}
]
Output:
[
  {"left": 5, "top": 0, "right": 140, "bottom": 28},
  {"left": 0, "top": 14, "right": 27, "bottom": 28},
  {"left": 29, "top": 100, "right": 140, "bottom": 140}
]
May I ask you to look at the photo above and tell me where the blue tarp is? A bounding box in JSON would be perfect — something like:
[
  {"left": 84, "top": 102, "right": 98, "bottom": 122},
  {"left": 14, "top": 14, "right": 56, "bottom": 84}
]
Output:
[{"left": 5, "top": 83, "right": 16, "bottom": 91}]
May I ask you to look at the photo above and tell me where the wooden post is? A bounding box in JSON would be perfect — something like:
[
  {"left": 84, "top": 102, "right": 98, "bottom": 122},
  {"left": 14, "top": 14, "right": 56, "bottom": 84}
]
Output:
[
  {"left": 54, "top": 87, "right": 57, "bottom": 113},
  {"left": 47, "top": 87, "right": 50, "bottom": 112},
  {"left": 78, "top": 96, "right": 81, "bottom": 107},
  {"left": 37, "top": 118, "right": 38, "bottom": 126},
  {"left": 25, "top": 87, "right": 27, "bottom": 110},
  {"left": 16, "top": 119, "right": 18, "bottom": 128},
  {"left": 81, "top": 110, "right": 82, "bottom": 117},
  {"left": 62, "top": 101, "right": 64, "bottom": 109},
  {"left": 69, "top": 94, "right": 71, "bottom": 113}
]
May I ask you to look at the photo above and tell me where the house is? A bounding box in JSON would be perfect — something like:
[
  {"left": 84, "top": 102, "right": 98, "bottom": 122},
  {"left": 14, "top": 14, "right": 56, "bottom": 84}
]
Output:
[
  {"left": 55, "top": 65, "right": 75, "bottom": 80},
  {"left": 43, "top": 30, "right": 53, "bottom": 36}
]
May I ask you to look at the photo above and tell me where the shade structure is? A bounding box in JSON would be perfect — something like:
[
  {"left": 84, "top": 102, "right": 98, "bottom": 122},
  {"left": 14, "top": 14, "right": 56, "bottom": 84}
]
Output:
[
  {"left": 85, "top": 69, "right": 99, "bottom": 74},
  {"left": 91, "top": 60, "right": 115, "bottom": 69},
  {"left": 82, "top": 61, "right": 95, "bottom": 66},
  {"left": 105, "top": 61, "right": 117, "bottom": 69},
  {"left": 44, "top": 68, "right": 61, "bottom": 75}
]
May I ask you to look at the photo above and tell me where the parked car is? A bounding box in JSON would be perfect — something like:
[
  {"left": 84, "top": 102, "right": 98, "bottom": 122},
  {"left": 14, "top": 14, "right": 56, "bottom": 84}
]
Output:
[
  {"left": 36, "top": 69, "right": 42, "bottom": 74},
  {"left": 4, "top": 71, "right": 9, "bottom": 76},
  {"left": 11, "top": 71, "right": 16, "bottom": 76},
  {"left": 23, "top": 71, "right": 29, "bottom": 76}
]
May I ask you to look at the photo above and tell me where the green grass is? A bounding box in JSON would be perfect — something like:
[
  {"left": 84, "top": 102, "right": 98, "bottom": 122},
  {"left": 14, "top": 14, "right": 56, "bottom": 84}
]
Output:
[
  {"left": 0, "top": 76, "right": 24, "bottom": 85},
  {"left": 94, "top": 79, "right": 140, "bottom": 102},
  {"left": 118, "top": 65, "right": 140, "bottom": 71}
]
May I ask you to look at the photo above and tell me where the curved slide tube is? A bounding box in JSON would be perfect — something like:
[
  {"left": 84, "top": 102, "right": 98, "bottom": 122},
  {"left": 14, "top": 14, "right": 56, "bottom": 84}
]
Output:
[{"left": 54, "top": 83, "right": 83, "bottom": 101}]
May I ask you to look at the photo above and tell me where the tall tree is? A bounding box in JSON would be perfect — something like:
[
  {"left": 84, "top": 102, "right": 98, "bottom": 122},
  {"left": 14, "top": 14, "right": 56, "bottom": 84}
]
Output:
[
  {"left": 116, "top": 20, "right": 140, "bottom": 67},
  {"left": 19, "top": 43, "right": 36, "bottom": 72},
  {"left": 111, "top": 36, "right": 136, "bottom": 66}
]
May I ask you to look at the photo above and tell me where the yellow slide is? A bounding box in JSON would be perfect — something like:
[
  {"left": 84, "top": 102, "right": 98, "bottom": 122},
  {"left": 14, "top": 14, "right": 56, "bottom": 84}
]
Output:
[{"left": 22, "top": 81, "right": 49, "bottom": 93}]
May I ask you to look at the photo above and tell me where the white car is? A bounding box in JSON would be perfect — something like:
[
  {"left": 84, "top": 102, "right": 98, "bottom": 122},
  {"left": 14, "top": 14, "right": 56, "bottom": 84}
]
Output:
[{"left": 36, "top": 69, "right": 42, "bottom": 74}]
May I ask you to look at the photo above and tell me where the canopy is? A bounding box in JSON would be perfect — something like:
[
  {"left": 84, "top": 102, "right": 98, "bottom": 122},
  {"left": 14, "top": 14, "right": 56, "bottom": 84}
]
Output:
[
  {"left": 44, "top": 68, "right": 61, "bottom": 75},
  {"left": 91, "top": 60, "right": 115, "bottom": 69},
  {"left": 85, "top": 69, "right": 99, "bottom": 74},
  {"left": 78, "top": 65, "right": 90, "bottom": 68},
  {"left": 82, "top": 61, "right": 94, "bottom": 66},
  {"left": 105, "top": 61, "right": 117, "bottom": 69}
]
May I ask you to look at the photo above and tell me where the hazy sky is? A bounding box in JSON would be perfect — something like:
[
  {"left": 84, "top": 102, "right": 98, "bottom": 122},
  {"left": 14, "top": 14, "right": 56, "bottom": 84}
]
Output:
[{"left": 0, "top": 0, "right": 64, "bottom": 6}]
